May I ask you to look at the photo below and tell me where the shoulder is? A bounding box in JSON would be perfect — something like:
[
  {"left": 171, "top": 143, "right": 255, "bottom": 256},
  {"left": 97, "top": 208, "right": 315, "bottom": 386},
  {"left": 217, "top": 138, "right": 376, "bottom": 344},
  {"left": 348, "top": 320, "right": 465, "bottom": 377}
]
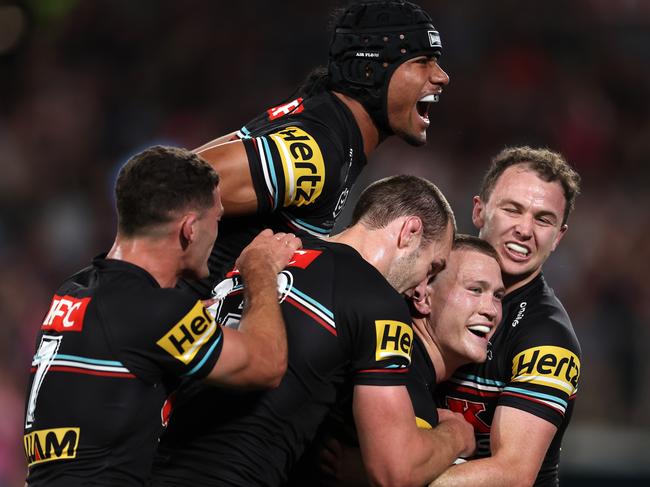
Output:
[{"left": 506, "top": 277, "right": 580, "bottom": 356}]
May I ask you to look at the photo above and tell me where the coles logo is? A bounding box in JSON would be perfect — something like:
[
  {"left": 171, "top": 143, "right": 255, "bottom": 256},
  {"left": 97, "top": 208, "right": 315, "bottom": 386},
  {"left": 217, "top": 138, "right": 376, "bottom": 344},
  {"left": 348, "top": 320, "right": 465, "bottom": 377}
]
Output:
[
  {"left": 267, "top": 98, "right": 304, "bottom": 121},
  {"left": 41, "top": 295, "right": 91, "bottom": 332}
]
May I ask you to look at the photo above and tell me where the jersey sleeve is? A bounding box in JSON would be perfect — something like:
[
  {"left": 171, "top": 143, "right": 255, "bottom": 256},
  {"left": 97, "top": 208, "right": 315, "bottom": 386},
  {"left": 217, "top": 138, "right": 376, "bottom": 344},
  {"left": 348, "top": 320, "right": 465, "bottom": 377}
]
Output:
[
  {"left": 241, "top": 122, "right": 340, "bottom": 217},
  {"left": 498, "top": 306, "right": 581, "bottom": 427},
  {"left": 338, "top": 279, "right": 414, "bottom": 387},
  {"left": 104, "top": 289, "right": 224, "bottom": 384}
]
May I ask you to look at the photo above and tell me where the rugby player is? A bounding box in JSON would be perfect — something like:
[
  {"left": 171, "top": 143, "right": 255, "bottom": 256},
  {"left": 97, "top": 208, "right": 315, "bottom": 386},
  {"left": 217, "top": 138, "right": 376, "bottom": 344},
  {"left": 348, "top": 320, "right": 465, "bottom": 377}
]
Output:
[
  {"left": 433, "top": 147, "right": 582, "bottom": 487},
  {"left": 178, "top": 0, "right": 451, "bottom": 298},
  {"left": 290, "top": 235, "right": 506, "bottom": 486},
  {"left": 23, "top": 146, "right": 301, "bottom": 486},
  {"left": 152, "top": 175, "right": 474, "bottom": 487}
]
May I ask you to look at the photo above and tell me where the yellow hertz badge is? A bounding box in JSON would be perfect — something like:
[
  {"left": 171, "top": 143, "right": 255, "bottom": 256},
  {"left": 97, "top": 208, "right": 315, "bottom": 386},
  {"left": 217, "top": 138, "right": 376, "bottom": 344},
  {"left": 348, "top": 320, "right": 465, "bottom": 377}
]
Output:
[
  {"left": 374, "top": 320, "right": 413, "bottom": 364},
  {"left": 511, "top": 345, "right": 580, "bottom": 395},
  {"left": 157, "top": 301, "right": 216, "bottom": 365},
  {"left": 270, "top": 126, "right": 325, "bottom": 207},
  {"left": 24, "top": 427, "right": 80, "bottom": 466}
]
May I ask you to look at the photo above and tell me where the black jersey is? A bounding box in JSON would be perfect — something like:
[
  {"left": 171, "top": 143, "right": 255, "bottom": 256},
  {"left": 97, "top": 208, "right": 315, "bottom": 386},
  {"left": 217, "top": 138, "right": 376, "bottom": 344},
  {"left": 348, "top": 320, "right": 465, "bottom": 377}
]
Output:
[
  {"left": 436, "top": 273, "right": 581, "bottom": 486},
  {"left": 180, "top": 91, "right": 366, "bottom": 298},
  {"left": 409, "top": 334, "right": 439, "bottom": 429},
  {"left": 152, "top": 241, "right": 414, "bottom": 487},
  {"left": 23, "top": 257, "right": 224, "bottom": 487},
  {"left": 286, "top": 333, "right": 439, "bottom": 487}
]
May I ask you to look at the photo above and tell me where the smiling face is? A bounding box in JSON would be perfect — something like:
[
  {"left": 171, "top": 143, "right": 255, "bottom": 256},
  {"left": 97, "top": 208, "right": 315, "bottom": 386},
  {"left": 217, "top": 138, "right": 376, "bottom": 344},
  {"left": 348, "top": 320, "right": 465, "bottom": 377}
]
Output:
[
  {"left": 473, "top": 165, "right": 568, "bottom": 292},
  {"left": 385, "top": 55, "right": 450, "bottom": 146},
  {"left": 428, "top": 248, "right": 504, "bottom": 364}
]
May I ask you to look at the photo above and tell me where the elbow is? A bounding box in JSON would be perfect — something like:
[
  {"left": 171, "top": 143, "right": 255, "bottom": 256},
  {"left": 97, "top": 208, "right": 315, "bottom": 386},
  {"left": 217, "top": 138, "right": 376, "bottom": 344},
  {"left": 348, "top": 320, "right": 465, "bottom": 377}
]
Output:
[
  {"left": 250, "top": 354, "right": 287, "bottom": 389},
  {"left": 263, "top": 356, "right": 288, "bottom": 388}
]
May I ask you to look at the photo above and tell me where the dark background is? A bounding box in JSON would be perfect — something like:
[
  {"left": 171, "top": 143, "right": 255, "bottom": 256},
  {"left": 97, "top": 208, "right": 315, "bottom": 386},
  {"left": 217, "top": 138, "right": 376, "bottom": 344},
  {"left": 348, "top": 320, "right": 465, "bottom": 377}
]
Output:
[{"left": 1, "top": 1, "right": 649, "bottom": 485}]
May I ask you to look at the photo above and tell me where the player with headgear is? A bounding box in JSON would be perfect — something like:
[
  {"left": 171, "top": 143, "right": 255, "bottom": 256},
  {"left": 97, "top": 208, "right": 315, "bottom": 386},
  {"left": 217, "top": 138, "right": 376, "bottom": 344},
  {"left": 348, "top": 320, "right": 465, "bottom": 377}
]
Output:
[{"left": 178, "top": 0, "right": 450, "bottom": 299}]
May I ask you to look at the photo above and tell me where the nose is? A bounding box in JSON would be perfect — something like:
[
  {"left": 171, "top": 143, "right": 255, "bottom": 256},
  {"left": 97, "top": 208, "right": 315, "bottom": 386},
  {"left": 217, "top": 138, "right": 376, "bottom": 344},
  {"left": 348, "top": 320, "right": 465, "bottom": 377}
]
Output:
[
  {"left": 514, "top": 214, "right": 533, "bottom": 239},
  {"left": 479, "top": 295, "right": 499, "bottom": 323},
  {"left": 430, "top": 62, "right": 450, "bottom": 87}
]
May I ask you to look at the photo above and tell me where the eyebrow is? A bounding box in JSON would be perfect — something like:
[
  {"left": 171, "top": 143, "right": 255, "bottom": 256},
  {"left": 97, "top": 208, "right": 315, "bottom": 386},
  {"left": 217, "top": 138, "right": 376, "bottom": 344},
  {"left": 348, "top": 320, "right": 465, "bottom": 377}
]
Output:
[{"left": 501, "top": 199, "right": 560, "bottom": 221}]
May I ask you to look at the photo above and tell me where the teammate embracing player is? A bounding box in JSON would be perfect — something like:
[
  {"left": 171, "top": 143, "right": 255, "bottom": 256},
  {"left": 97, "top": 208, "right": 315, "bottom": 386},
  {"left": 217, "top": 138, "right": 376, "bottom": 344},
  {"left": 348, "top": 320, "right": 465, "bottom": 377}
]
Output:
[{"left": 433, "top": 147, "right": 582, "bottom": 487}]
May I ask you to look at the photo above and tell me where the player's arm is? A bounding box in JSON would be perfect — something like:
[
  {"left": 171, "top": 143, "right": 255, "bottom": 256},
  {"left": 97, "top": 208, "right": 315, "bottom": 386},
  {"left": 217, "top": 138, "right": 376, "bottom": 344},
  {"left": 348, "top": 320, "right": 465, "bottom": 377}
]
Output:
[
  {"left": 429, "top": 405, "right": 557, "bottom": 487},
  {"left": 194, "top": 139, "right": 258, "bottom": 215},
  {"left": 206, "top": 229, "right": 301, "bottom": 387},
  {"left": 194, "top": 131, "right": 239, "bottom": 152},
  {"left": 353, "top": 384, "right": 475, "bottom": 487}
]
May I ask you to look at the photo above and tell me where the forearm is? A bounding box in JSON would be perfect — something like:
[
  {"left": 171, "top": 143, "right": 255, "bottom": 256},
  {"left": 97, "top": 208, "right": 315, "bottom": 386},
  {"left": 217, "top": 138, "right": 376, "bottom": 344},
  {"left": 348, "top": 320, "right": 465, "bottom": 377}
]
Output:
[
  {"left": 355, "top": 386, "right": 473, "bottom": 487},
  {"left": 429, "top": 456, "right": 522, "bottom": 487},
  {"left": 238, "top": 265, "right": 287, "bottom": 386},
  {"left": 404, "top": 421, "right": 473, "bottom": 486}
]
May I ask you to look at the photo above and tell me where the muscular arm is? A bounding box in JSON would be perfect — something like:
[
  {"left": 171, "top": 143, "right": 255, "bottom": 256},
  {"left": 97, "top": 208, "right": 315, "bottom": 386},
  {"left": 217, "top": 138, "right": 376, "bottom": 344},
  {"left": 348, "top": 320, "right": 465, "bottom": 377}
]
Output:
[
  {"left": 206, "top": 230, "right": 301, "bottom": 387},
  {"left": 194, "top": 138, "right": 258, "bottom": 215},
  {"left": 429, "top": 406, "right": 557, "bottom": 487},
  {"left": 354, "top": 385, "right": 475, "bottom": 487}
]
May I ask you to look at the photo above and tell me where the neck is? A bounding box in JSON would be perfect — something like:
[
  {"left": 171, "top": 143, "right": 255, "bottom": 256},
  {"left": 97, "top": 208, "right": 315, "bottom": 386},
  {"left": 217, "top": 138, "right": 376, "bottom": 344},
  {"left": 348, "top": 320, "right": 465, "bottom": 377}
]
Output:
[
  {"left": 412, "top": 317, "right": 466, "bottom": 383},
  {"left": 107, "top": 234, "right": 181, "bottom": 288},
  {"left": 332, "top": 91, "right": 382, "bottom": 157},
  {"left": 327, "top": 223, "right": 398, "bottom": 283},
  {"left": 503, "top": 267, "right": 541, "bottom": 296}
]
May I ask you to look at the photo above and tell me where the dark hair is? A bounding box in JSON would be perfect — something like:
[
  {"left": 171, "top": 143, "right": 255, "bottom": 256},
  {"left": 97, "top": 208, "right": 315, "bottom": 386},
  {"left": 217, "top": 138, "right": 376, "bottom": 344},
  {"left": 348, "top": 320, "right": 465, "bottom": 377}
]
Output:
[
  {"left": 479, "top": 146, "right": 581, "bottom": 226},
  {"left": 115, "top": 146, "right": 219, "bottom": 236},
  {"left": 351, "top": 174, "right": 456, "bottom": 244},
  {"left": 296, "top": 66, "right": 330, "bottom": 98},
  {"left": 453, "top": 234, "right": 499, "bottom": 262}
]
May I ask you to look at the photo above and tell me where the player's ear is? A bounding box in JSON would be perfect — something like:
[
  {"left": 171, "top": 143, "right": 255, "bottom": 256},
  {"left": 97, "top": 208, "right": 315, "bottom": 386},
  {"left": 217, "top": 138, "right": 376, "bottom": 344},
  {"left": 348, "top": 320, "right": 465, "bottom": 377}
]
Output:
[
  {"left": 471, "top": 195, "right": 485, "bottom": 230},
  {"left": 179, "top": 213, "right": 199, "bottom": 250},
  {"left": 398, "top": 216, "right": 424, "bottom": 250},
  {"left": 410, "top": 277, "right": 431, "bottom": 316}
]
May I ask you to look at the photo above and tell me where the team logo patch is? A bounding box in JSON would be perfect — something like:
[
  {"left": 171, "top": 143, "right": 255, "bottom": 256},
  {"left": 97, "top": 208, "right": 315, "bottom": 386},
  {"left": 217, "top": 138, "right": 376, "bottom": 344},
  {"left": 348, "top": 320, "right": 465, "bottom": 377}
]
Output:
[
  {"left": 42, "top": 295, "right": 91, "bottom": 332},
  {"left": 286, "top": 249, "right": 322, "bottom": 269},
  {"left": 269, "top": 126, "right": 325, "bottom": 207},
  {"left": 157, "top": 301, "right": 216, "bottom": 365},
  {"left": 374, "top": 320, "right": 413, "bottom": 363},
  {"left": 267, "top": 98, "right": 304, "bottom": 120},
  {"left": 511, "top": 345, "right": 580, "bottom": 394},
  {"left": 24, "top": 427, "right": 80, "bottom": 466}
]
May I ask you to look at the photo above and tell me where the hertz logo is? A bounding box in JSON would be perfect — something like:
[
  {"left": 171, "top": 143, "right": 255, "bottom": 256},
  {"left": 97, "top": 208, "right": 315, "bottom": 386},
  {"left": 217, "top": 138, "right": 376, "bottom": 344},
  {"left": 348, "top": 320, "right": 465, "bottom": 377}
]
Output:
[
  {"left": 24, "top": 427, "right": 79, "bottom": 466},
  {"left": 374, "top": 320, "right": 413, "bottom": 364},
  {"left": 157, "top": 301, "right": 216, "bottom": 364},
  {"left": 511, "top": 346, "right": 580, "bottom": 394},
  {"left": 271, "top": 126, "right": 325, "bottom": 207}
]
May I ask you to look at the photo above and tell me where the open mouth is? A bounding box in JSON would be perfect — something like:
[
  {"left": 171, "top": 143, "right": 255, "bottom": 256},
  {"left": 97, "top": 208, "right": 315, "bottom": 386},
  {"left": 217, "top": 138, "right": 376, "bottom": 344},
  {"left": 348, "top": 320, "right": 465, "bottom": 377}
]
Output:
[
  {"left": 467, "top": 324, "right": 490, "bottom": 339},
  {"left": 416, "top": 94, "right": 439, "bottom": 121},
  {"left": 505, "top": 242, "right": 530, "bottom": 258}
]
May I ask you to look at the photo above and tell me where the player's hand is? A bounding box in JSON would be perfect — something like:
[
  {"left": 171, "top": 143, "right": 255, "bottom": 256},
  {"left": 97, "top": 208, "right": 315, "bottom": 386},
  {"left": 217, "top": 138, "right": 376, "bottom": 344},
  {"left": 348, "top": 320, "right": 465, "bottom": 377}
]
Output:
[
  {"left": 235, "top": 229, "right": 302, "bottom": 277},
  {"left": 437, "top": 408, "right": 476, "bottom": 458}
]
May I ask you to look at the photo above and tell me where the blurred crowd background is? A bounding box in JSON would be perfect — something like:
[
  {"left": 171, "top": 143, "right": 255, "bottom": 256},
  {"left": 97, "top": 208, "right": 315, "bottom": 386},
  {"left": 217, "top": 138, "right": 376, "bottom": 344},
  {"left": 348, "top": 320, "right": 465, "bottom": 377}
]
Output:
[{"left": 1, "top": 0, "right": 649, "bottom": 485}]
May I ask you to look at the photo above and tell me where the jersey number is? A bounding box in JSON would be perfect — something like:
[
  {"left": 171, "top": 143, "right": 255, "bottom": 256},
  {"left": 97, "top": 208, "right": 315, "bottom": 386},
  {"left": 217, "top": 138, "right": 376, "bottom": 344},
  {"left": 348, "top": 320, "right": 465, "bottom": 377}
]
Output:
[{"left": 25, "top": 335, "right": 62, "bottom": 428}]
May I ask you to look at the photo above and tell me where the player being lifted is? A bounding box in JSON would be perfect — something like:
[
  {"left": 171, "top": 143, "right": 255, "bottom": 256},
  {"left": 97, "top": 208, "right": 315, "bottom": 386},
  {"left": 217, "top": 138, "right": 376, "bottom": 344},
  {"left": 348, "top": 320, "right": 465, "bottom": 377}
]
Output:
[{"left": 178, "top": 0, "right": 450, "bottom": 298}]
